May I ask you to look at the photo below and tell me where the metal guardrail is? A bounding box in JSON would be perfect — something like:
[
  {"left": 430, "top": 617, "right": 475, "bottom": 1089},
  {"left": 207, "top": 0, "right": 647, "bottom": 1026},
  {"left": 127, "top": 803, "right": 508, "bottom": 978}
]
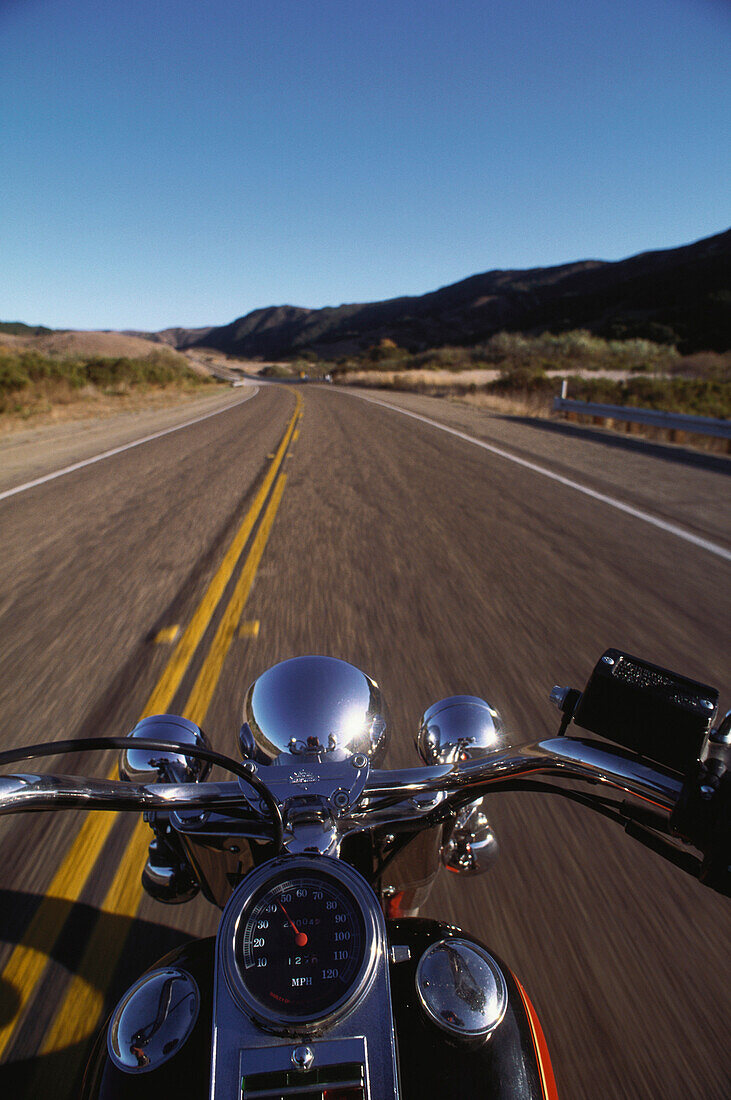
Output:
[{"left": 553, "top": 396, "right": 731, "bottom": 440}]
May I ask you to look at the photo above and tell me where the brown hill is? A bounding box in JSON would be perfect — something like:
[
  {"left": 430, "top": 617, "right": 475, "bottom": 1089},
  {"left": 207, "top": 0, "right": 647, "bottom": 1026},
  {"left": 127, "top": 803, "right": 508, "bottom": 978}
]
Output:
[
  {"left": 0, "top": 329, "right": 189, "bottom": 364},
  {"left": 124, "top": 326, "right": 214, "bottom": 349}
]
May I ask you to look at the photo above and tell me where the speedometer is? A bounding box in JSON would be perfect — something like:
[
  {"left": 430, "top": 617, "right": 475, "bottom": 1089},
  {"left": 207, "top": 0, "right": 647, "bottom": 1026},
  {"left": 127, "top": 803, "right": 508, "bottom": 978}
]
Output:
[{"left": 226, "top": 859, "right": 378, "bottom": 1027}]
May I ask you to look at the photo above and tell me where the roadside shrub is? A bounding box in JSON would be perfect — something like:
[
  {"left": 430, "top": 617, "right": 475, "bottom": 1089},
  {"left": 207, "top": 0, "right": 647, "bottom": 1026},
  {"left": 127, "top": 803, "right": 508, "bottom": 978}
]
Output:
[
  {"left": 367, "top": 339, "right": 411, "bottom": 363},
  {"left": 0, "top": 356, "right": 31, "bottom": 394},
  {"left": 565, "top": 376, "right": 729, "bottom": 419},
  {"left": 335, "top": 330, "right": 683, "bottom": 376},
  {"left": 463, "top": 330, "right": 680, "bottom": 374},
  {"left": 492, "top": 366, "right": 553, "bottom": 394},
  {"left": 0, "top": 348, "right": 209, "bottom": 416},
  {"left": 672, "top": 351, "right": 731, "bottom": 379},
  {"left": 260, "top": 364, "right": 297, "bottom": 378}
]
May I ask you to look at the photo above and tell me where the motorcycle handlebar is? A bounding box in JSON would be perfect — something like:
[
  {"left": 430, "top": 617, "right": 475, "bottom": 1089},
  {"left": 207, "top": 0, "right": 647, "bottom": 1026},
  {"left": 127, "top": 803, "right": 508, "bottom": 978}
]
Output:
[
  {"left": 0, "top": 736, "right": 683, "bottom": 820},
  {"left": 364, "top": 736, "right": 683, "bottom": 813},
  {"left": 1, "top": 737, "right": 725, "bottom": 892}
]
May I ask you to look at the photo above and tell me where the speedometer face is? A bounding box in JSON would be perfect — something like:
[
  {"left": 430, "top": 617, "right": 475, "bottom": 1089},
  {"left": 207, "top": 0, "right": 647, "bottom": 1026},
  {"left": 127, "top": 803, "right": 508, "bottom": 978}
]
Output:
[{"left": 235, "top": 869, "right": 368, "bottom": 1019}]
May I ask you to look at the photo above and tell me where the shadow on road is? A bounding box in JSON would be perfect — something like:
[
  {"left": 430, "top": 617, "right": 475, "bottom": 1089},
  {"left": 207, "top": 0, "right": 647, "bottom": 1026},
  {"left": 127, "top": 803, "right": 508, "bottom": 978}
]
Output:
[
  {"left": 501, "top": 415, "right": 730, "bottom": 475},
  {"left": 0, "top": 889, "right": 194, "bottom": 1098}
]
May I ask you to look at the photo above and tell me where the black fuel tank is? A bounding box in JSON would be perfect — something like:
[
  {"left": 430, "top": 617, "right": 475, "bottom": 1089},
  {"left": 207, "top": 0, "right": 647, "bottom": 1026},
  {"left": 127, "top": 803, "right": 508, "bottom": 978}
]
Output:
[
  {"left": 387, "top": 918, "right": 555, "bottom": 1100},
  {"left": 83, "top": 920, "right": 556, "bottom": 1099},
  {"left": 81, "top": 938, "right": 213, "bottom": 1100}
]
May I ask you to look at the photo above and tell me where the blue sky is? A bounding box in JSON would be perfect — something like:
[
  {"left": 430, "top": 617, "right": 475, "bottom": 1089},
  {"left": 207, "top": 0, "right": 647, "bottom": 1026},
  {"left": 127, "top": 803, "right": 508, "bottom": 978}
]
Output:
[{"left": 1, "top": 0, "right": 729, "bottom": 330}]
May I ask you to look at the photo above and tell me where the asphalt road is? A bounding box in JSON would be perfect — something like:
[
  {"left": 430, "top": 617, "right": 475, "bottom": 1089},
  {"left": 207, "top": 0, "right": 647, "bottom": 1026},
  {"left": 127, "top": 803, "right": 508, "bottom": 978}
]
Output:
[{"left": 0, "top": 382, "right": 728, "bottom": 1098}]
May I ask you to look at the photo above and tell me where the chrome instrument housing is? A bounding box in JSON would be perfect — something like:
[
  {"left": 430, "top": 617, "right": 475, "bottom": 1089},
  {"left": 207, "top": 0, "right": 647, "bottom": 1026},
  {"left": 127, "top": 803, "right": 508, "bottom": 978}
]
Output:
[
  {"left": 243, "top": 656, "right": 389, "bottom": 765},
  {"left": 119, "top": 714, "right": 212, "bottom": 784},
  {"left": 415, "top": 939, "right": 508, "bottom": 1041},
  {"left": 107, "top": 967, "right": 200, "bottom": 1073},
  {"left": 416, "top": 695, "right": 506, "bottom": 765},
  {"left": 212, "top": 854, "right": 400, "bottom": 1099},
  {"left": 220, "top": 855, "right": 382, "bottom": 1032},
  {"left": 215, "top": 853, "right": 386, "bottom": 1034}
]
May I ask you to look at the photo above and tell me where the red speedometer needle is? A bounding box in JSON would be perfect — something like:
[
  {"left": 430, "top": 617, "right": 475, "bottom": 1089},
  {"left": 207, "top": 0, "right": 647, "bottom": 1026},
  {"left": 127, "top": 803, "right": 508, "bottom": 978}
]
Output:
[{"left": 279, "top": 902, "right": 308, "bottom": 947}]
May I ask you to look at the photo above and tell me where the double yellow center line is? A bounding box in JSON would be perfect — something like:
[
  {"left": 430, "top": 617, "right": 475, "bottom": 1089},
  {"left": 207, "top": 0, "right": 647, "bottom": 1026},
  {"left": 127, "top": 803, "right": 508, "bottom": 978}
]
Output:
[{"left": 0, "top": 392, "right": 301, "bottom": 1075}]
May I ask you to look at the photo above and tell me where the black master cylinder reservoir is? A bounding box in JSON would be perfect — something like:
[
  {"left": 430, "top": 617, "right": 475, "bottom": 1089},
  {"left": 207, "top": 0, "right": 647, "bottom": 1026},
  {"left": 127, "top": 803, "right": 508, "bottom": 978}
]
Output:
[{"left": 571, "top": 649, "right": 718, "bottom": 774}]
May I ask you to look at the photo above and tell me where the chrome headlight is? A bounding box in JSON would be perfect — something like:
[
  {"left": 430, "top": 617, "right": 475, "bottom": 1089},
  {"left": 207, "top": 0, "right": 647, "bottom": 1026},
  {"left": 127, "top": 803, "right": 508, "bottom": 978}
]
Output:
[{"left": 243, "top": 656, "right": 390, "bottom": 765}]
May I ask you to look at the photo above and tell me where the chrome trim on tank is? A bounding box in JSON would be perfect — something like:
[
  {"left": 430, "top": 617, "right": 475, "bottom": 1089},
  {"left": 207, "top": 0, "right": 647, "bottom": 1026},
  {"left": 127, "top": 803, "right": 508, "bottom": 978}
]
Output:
[
  {"left": 416, "top": 939, "right": 508, "bottom": 1040},
  {"left": 107, "top": 967, "right": 200, "bottom": 1073},
  {"left": 291, "top": 1045, "right": 315, "bottom": 1072},
  {"left": 211, "top": 857, "right": 400, "bottom": 1100}
]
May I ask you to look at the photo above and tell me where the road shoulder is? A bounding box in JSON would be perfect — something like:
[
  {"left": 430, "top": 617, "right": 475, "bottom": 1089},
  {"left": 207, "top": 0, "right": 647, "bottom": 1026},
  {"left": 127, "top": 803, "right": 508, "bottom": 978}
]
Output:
[
  {"left": 0, "top": 386, "right": 258, "bottom": 495},
  {"left": 336, "top": 386, "right": 730, "bottom": 549}
]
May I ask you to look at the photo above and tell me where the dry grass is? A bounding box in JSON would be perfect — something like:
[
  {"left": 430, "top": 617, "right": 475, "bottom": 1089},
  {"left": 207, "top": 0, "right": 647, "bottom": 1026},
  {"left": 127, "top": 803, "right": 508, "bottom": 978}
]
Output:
[
  {"left": 338, "top": 367, "right": 640, "bottom": 389},
  {"left": 0, "top": 342, "right": 218, "bottom": 425},
  {"left": 340, "top": 368, "right": 499, "bottom": 387},
  {"left": 0, "top": 383, "right": 221, "bottom": 435},
  {"left": 339, "top": 380, "right": 728, "bottom": 454},
  {"left": 0, "top": 334, "right": 28, "bottom": 351},
  {"left": 450, "top": 390, "right": 554, "bottom": 417}
]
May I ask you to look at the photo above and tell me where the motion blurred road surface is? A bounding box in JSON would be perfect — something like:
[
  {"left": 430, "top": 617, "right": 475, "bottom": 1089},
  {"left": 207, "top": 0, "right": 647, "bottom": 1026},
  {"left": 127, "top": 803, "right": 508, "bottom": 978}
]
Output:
[{"left": 0, "top": 382, "right": 728, "bottom": 1098}]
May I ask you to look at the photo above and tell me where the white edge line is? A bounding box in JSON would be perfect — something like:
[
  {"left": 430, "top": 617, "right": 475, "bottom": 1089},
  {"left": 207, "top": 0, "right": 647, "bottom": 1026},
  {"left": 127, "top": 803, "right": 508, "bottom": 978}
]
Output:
[
  {"left": 341, "top": 389, "right": 731, "bottom": 563},
  {"left": 0, "top": 387, "right": 260, "bottom": 503}
]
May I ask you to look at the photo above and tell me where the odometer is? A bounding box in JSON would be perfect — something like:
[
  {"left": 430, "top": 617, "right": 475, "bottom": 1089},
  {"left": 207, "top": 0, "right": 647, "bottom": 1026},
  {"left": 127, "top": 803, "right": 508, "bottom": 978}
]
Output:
[{"left": 234, "top": 867, "right": 368, "bottom": 1020}]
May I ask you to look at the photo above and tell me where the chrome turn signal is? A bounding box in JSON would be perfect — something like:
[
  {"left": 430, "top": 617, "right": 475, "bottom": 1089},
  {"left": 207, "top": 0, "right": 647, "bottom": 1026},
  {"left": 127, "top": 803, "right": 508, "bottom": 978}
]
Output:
[{"left": 441, "top": 800, "right": 498, "bottom": 876}]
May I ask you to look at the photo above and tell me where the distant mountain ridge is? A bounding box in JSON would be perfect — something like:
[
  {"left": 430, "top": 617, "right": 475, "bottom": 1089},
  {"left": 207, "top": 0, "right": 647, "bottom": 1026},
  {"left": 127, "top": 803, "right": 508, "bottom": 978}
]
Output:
[
  {"left": 123, "top": 326, "right": 214, "bottom": 348},
  {"left": 179, "top": 228, "right": 730, "bottom": 357},
  {"left": 0, "top": 321, "right": 54, "bottom": 337},
  {"left": 4, "top": 228, "right": 729, "bottom": 358}
]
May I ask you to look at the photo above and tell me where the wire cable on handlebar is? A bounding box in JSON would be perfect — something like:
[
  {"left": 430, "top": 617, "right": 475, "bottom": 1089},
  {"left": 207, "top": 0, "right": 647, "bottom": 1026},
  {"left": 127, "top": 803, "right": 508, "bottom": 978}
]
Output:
[{"left": 0, "top": 737, "right": 284, "bottom": 853}]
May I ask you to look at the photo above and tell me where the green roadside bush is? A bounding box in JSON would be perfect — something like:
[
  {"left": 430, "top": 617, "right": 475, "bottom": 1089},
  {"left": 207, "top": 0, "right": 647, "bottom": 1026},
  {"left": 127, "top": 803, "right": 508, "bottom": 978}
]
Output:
[
  {"left": 0, "top": 349, "right": 211, "bottom": 414},
  {"left": 483, "top": 371, "right": 729, "bottom": 418},
  {"left": 471, "top": 330, "right": 681, "bottom": 372},
  {"left": 491, "top": 365, "right": 554, "bottom": 393},
  {"left": 260, "top": 364, "right": 298, "bottom": 378},
  {"left": 332, "top": 330, "right": 685, "bottom": 376},
  {"left": 564, "top": 375, "right": 729, "bottom": 419}
]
